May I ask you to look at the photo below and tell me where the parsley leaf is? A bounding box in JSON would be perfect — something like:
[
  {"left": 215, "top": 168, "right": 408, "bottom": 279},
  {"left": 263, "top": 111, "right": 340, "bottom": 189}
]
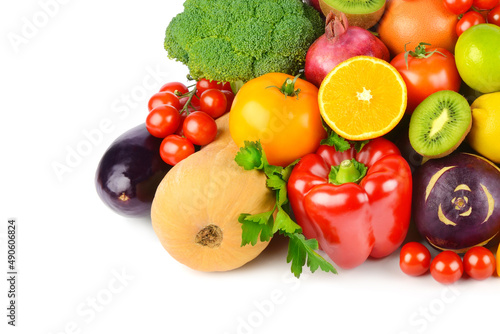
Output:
[
  {"left": 321, "top": 122, "right": 370, "bottom": 153},
  {"left": 353, "top": 140, "right": 369, "bottom": 153},
  {"left": 281, "top": 160, "right": 299, "bottom": 182},
  {"left": 239, "top": 210, "right": 274, "bottom": 246},
  {"left": 266, "top": 174, "right": 286, "bottom": 191},
  {"left": 320, "top": 131, "right": 351, "bottom": 152},
  {"left": 235, "top": 141, "right": 336, "bottom": 278},
  {"left": 286, "top": 233, "right": 337, "bottom": 278},
  {"left": 235, "top": 141, "right": 266, "bottom": 170},
  {"left": 273, "top": 208, "right": 301, "bottom": 234}
]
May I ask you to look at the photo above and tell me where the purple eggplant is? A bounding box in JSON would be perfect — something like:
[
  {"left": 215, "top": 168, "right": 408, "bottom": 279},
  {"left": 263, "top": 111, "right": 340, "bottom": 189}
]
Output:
[
  {"left": 394, "top": 130, "right": 424, "bottom": 174},
  {"left": 413, "top": 152, "right": 500, "bottom": 252},
  {"left": 95, "top": 124, "right": 171, "bottom": 217}
]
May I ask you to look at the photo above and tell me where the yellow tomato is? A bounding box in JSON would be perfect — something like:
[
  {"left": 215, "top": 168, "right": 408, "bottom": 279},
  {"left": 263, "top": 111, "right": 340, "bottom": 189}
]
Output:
[{"left": 229, "top": 73, "right": 326, "bottom": 167}]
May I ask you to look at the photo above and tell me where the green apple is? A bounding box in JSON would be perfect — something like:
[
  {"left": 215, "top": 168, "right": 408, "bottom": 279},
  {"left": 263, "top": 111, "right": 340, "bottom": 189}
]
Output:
[{"left": 455, "top": 24, "right": 500, "bottom": 94}]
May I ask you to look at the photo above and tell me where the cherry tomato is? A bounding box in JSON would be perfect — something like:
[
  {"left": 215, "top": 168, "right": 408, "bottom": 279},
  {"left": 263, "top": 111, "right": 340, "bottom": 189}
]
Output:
[
  {"left": 200, "top": 89, "right": 228, "bottom": 119},
  {"left": 488, "top": 5, "right": 500, "bottom": 25},
  {"left": 146, "top": 105, "right": 181, "bottom": 138},
  {"left": 148, "top": 91, "right": 181, "bottom": 111},
  {"left": 174, "top": 110, "right": 188, "bottom": 136},
  {"left": 183, "top": 111, "right": 218, "bottom": 146},
  {"left": 497, "top": 243, "right": 500, "bottom": 277},
  {"left": 159, "top": 82, "right": 189, "bottom": 96},
  {"left": 430, "top": 251, "right": 464, "bottom": 284},
  {"left": 472, "top": 0, "right": 499, "bottom": 10},
  {"left": 221, "top": 90, "right": 235, "bottom": 113},
  {"left": 390, "top": 43, "right": 461, "bottom": 113},
  {"left": 221, "top": 82, "right": 232, "bottom": 91},
  {"left": 456, "top": 11, "right": 487, "bottom": 36},
  {"left": 444, "top": 0, "right": 473, "bottom": 14},
  {"left": 399, "top": 242, "right": 431, "bottom": 276},
  {"left": 159, "top": 135, "right": 195, "bottom": 165},
  {"left": 463, "top": 246, "right": 496, "bottom": 280},
  {"left": 196, "top": 78, "right": 231, "bottom": 95}
]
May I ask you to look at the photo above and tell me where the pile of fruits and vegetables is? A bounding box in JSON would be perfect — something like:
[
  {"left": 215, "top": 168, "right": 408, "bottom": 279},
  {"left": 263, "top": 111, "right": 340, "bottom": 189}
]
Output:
[{"left": 95, "top": 0, "right": 500, "bottom": 284}]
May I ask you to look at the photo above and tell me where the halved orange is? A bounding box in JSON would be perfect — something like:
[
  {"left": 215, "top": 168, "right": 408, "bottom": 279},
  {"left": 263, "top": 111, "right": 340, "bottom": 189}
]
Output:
[{"left": 318, "top": 56, "right": 407, "bottom": 141}]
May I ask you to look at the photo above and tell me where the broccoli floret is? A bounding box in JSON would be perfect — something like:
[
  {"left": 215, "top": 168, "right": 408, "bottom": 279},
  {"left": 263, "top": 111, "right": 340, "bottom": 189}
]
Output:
[{"left": 165, "top": 0, "right": 324, "bottom": 83}]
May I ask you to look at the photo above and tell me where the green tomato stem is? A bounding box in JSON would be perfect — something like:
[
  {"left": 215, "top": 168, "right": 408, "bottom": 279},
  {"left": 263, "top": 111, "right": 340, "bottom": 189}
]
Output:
[
  {"left": 403, "top": 42, "right": 447, "bottom": 69},
  {"left": 179, "top": 88, "right": 199, "bottom": 114},
  {"left": 267, "top": 73, "right": 301, "bottom": 98}
]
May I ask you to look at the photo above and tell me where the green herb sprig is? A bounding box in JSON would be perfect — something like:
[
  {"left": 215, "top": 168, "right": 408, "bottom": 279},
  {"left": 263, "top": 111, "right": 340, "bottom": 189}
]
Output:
[{"left": 235, "top": 141, "right": 337, "bottom": 278}]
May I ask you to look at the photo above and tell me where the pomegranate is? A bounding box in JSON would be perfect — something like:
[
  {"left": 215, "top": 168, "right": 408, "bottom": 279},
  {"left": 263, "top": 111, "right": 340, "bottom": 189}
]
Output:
[{"left": 305, "top": 12, "right": 390, "bottom": 87}]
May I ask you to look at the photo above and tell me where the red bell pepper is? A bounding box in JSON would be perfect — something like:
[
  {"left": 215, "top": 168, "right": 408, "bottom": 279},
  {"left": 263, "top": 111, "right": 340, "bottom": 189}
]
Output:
[{"left": 287, "top": 137, "right": 412, "bottom": 269}]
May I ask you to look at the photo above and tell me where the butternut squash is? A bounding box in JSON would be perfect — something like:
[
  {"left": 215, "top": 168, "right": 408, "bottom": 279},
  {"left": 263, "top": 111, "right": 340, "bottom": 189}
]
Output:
[{"left": 151, "top": 114, "right": 274, "bottom": 272}]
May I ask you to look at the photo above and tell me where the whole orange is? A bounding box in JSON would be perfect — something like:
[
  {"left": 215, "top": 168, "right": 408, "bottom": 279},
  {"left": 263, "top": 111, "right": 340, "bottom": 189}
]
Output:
[{"left": 377, "top": 0, "right": 458, "bottom": 57}]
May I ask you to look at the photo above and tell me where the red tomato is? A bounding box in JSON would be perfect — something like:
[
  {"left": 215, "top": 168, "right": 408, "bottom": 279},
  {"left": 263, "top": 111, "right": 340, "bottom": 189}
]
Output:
[
  {"left": 488, "top": 5, "right": 500, "bottom": 25},
  {"left": 430, "top": 251, "right": 463, "bottom": 284},
  {"left": 159, "top": 135, "right": 195, "bottom": 165},
  {"left": 174, "top": 110, "right": 188, "bottom": 136},
  {"left": 183, "top": 111, "right": 218, "bottom": 146},
  {"left": 399, "top": 242, "right": 431, "bottom": 276},
  {"left": 200, "top": 89, "right": 228, "bottom": 119},
  {"left": 148, "top": 91, "right": 181, "bottom": 111},
  {"left": 221, "top": 90, "right": 235, "bottom": 113},
  {"left": 221, "top": 82, "right": 232, "bottom": 91},
  {"left": 159, "top": 82, "right": 189, "bottom": 96},
  {"left": 390, "top": 44, "right": 461, "bottom": 113},
  {"left": 146, "top": 105, "right": 181, "bottom": 138},
  {"left": 456, "top": 11, "right": 487, "bottom": 36},
  {"left": 196, "top": 78, "right": 231, "bottom": 94},
  {"left": 472, "top": 0, "right": 499, "bottom": 10},
  {"left": 463, "top": 246, "right": 496, "bottom": 280},
  {"left": 444, "top": 0, "right": 473, "bottom": 14}
]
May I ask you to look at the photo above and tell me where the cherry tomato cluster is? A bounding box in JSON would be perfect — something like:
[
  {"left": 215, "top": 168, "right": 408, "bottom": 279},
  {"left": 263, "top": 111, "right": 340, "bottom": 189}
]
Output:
[
  {"left": 400, "top": 242, "right": 496, "bottom": 284},
  {"left": 443, "top": 0, "right": 500, "bottom": 36},
  {"left": 145, "top": 79, "right": 234, "bottom": 165}
]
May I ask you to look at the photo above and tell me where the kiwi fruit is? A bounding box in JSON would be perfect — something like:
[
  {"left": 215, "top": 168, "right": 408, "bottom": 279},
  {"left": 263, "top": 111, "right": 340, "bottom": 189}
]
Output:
[
  {"left": 409, "top": 90, "right": 472, "bottom": 158},
  {"left": 318, "top": 0, "right": 386, "bottom": 29}
]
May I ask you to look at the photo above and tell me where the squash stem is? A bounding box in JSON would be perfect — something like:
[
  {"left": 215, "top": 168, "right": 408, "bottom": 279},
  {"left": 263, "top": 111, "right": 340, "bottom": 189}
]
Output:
[{"left": 195, "top": 224, "right": 223, "bottom": 248}]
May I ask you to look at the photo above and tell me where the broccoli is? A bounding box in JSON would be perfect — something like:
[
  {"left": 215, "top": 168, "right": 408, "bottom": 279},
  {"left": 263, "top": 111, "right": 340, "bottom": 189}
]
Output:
[{"left": 164, "top": 0, "right": 324, "bottom": 83}]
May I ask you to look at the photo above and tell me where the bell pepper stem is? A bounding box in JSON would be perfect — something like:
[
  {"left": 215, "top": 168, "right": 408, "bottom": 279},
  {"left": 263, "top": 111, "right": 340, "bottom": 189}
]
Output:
[
  {"left": 336, "top": 160, "right": 361, "bottom": 183},
  {"left": 329, "top": 159, "right": 367, "bottom": 185}
]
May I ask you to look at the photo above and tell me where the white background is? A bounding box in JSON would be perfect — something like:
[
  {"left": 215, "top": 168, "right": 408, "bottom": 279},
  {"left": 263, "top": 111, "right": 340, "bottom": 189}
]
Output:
[{"left": 1, "top": 1, "right": 499, "bottom": 334}]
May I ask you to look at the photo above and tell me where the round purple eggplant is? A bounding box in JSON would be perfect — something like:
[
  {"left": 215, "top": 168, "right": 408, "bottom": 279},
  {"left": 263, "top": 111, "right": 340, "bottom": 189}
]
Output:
[
  {"left": 413, "top": 152, "right": 500, "bottom": 252},
  {"left": 95, "top": 124, "right": 171, "bottom": 217}
]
